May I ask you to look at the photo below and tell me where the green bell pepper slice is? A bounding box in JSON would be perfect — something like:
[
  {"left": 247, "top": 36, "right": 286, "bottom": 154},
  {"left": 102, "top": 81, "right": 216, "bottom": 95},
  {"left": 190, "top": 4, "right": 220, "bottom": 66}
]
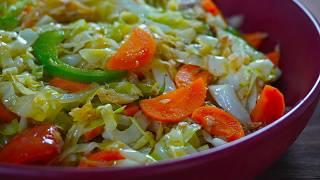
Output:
[{"left": 32, "top": 30, "right": 126, "bottom": 83}]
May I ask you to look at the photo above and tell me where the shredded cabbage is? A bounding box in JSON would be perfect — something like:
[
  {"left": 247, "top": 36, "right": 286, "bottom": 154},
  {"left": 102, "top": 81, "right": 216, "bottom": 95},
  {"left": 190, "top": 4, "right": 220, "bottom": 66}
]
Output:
[
  {"left": 0, "top": 0, "right": 284, "bottom": 167},
  {"left": 151, "top": 122, "right": 201, "bottom": 160}
]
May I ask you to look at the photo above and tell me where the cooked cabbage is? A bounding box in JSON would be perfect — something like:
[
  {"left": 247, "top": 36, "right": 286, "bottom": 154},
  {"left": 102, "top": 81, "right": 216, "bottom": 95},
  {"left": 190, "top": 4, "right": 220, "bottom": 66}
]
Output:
[{"left": 0, "top": 0, "right": 283, "bottom": 167}]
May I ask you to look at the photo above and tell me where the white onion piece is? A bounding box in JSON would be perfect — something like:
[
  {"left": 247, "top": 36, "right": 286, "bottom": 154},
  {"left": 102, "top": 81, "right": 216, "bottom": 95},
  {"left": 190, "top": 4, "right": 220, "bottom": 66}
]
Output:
[
  {"left": 201, "top": 130, "right": 227, "bottom": 147},
  {"left": 61, "top": 54, "right": 82, "bottom": 66},
  {"left": 211, "top": 138, "right": 227, "bottom": 147},
  {"left": 248, "top": 59, "right": 274, "bottom": 80},
  {"left": 209, "top": 84, "right": 251, "bottom": 125},
  {"left": 152, "top": 60, "right": 176, "bottom": 93},
  {"left": 247, "top": 85, "right": 258, "bottom": 113},
  {"left": 19, "top": 29, "right": 39, "bottom": 46},
  {"left": 207, "top": 56, "right": 227, "bottom": 77}
]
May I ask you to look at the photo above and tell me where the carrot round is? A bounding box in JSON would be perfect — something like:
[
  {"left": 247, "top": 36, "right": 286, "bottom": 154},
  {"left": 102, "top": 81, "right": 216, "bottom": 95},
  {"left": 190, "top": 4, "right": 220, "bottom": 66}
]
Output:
[
  {"left": 106, "top": 28, "right": 156, "bottom": 70},
  {"left": 251, "top": 85, "right": 285, "bottom": 125},
  {"left": 192, "top": 106, "right": 244, "bottom": 142},
  {"left": 0, "top": 125, "right": 62, "bottom": 164},
  {"left": 0, "top": 103, "right": 17, "bottom": 123},
  {"left": 79, "top": 150, "right": 125, "bottom": 167},
  {"left": 83, "top": 126, "right": 104, "bottom": 142},
  {"left": 266, "top": 49, "right": 280, "bottom": 66},
  {"left": 175, "top": 64, "right": 212, "bottom": 88},
  {"left": 201, "top": 0, "right": 221, "bottom": 16},
  {"left": 124, "top": 103, "right": 140, "bottom": 116},
  {"left": 243, "top": 32, "right": 267, "bottom": 48},
  {"left": 140, "top": 78, "right": 207, "bottom": 123},
  {"left": 49, "top": 77, "right": 91, "bottom": 93}
]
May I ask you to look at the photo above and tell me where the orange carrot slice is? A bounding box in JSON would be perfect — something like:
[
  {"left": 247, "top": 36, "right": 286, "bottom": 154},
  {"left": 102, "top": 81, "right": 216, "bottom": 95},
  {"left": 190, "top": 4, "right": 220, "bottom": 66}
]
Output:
[
  {"left": 266, "top": 47, "right": 280, "bottom": 66},
  {"left": 79, "top": 150, "right": 125, "bottom": 167},
  {"left": 140, "top": 78, "right": 207, "bottom": 123},
  {"left": 83, "top": 126, "right": 104, "bottom": 142},
  {"left": 251, "top": 85, "right": 285, "bottom": 125},
  {"left": 0, "top": 125, "right": 62, "bottom": 164},
  {"left": 0, "top": 103, "right": 17, "bottom": 123},
  {"left": 192, "top": 106, "right": 244, "bottom": 142},
  {"left": 49, "top": 77, "right": 91, "bottom": 93},
  {"left": 175, "top": 64, "right": 212, "bottom": 88},
  {"left": 124, "top": 103, "right": 140, "bottom": 116},
  {"left": 201, "top": 0, "right": 221, "bottom": 16},
  {"left": 243, "top": 32, "right": 268, "bottom": 48},
  {"left": 106, "top": 28, "right": 156, "bottom": 70}
]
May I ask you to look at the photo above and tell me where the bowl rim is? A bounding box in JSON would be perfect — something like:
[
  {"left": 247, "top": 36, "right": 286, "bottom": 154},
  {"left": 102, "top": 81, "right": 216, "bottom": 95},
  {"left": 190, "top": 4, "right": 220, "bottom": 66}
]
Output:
[{"left": 0, "top": 0, "right": 320, "bottom": 176}]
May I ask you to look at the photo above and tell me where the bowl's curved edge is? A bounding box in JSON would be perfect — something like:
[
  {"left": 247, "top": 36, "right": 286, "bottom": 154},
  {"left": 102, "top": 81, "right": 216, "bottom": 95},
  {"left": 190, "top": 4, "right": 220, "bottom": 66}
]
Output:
[{"left": 0, "top": 0, "right": 320, "bottom": 178}]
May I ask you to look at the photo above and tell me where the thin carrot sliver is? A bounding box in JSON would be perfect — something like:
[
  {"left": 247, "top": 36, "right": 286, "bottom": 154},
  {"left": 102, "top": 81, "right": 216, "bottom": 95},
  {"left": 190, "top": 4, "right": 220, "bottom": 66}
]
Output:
[{"left": 49, "top": 77, "right": 91, "bottom": 93}]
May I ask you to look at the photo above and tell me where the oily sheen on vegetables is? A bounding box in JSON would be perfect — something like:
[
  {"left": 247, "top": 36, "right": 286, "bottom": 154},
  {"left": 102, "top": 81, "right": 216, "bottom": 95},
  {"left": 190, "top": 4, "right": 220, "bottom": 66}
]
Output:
[{"left": 0, "top": 0, "right": 285, "bottom": 167}]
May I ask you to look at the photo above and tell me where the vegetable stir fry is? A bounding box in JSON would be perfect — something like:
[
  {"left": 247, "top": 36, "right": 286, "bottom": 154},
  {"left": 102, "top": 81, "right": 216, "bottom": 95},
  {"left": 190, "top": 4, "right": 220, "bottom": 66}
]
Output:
[{"left": 0, "top": 0, "right": 285, "bottom": 167}]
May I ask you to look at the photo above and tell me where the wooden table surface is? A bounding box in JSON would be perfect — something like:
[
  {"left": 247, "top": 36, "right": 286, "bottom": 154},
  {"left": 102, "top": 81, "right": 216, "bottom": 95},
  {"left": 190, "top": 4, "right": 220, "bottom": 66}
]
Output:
[{"left": 260, "top": 1, "right": 320, "bottom": 179}]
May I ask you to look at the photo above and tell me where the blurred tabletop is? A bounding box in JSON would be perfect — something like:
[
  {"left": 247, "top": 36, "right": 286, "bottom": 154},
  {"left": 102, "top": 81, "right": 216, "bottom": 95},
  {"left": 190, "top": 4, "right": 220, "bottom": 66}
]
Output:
[{"left": 260, "top": 1, "right": 320, "bottom": 179}]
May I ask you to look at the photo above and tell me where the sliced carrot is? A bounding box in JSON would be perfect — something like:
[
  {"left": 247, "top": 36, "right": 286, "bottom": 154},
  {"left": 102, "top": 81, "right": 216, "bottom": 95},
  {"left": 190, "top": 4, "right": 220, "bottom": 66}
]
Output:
[
  {"left": 201, "top": 0, "right": 221, "bottom": 16},
  {"left": 49, "top": 77, "right": 91, "bottom": 93},
  {"left": 21, "top": 18, "right": 38, "bottom": 28},
  {"left": 0, "top": 103, "right": 17, "bottom": 123},
  {"left": 192, "top": 106, "right": 244, "bottom": 142},
  {"left": 124, "top": 103, "right": 140, "bottom": 116},
  {"left": 251, "top": 85, "right": 285, "bottom": 125},
  {"left": 106, "top": 28, "right": 156, "bottom": 70},
  {"left": 79, "top": 150, "right": 125, "bottom": 167},
  {"left": 175, "top": 64, "right": 212, "bottom": 88},
  {"left": 23, "top": 5, "right": 33, "bottom": 14},
  {"left": 243, "top": 32, "right": 268, "bottom": 48},
  {"left": 86, "top": 150, "right": 124, "bottom": 161},
  {"left": 266, "top": 47, "right": 280, "bottom": 66},
  {"left": 140, "top": 78, "right": 207, "bottom": 123},
  {"left": 82, "top": 126, "right": 104, "bottom": 142},
  {"left": 0, "top": 125, "right": 62, "bottom": 164}
]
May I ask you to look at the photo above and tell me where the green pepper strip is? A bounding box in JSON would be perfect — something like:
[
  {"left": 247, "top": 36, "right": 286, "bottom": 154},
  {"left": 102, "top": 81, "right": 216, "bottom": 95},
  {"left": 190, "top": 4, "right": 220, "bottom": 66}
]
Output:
[{"left": 32, "top": 30, "right": 126, "bottom": 83}]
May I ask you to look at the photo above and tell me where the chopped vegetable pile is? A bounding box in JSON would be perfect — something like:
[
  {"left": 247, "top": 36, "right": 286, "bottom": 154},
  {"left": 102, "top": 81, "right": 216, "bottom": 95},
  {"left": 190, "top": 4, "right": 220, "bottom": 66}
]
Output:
[{"left": 0, "top": 0, "right": 285, "bottom": 167}]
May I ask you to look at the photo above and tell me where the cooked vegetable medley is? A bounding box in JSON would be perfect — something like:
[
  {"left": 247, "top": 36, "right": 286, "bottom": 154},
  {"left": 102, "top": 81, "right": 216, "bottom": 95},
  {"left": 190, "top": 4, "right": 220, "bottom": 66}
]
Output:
[{"left": 0, "top": 0, "right": 285, "bottom": 167}]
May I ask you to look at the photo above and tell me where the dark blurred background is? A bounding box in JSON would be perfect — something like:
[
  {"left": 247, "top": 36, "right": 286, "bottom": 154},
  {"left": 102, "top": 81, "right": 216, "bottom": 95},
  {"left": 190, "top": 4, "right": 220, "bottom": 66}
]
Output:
[{"left": 260, "top": 0, "right": 320, "bottom": 179}]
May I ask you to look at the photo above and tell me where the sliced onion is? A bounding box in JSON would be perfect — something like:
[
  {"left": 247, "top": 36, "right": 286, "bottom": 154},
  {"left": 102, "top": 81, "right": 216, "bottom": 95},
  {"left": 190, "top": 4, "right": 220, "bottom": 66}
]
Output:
[
  {"left": 247, "top": 85, "right": 258, "bottom": 113},
  {"left": 152, "top": 60, "right": 176, "bottom": 93},
  {"left": 61, "top": 54, "right": 83, "bottom": 67},
  {"left": 207, "top": 56, "right": 227, "bottom": 77},
  {"left": 209, "top": 84, "right": 251, "bottom": 125},
  {"left": 19, "top": 29, "right": 39, "bottom": 46},
  {"left": 201, "top": 130, "right": 227, "bottom": 147}
]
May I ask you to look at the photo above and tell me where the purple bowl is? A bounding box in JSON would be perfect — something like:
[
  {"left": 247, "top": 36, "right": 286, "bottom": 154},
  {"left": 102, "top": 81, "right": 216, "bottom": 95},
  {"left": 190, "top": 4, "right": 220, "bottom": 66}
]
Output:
[{"left": 1, "top": 0, "right": 320, "bottom": 179}]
